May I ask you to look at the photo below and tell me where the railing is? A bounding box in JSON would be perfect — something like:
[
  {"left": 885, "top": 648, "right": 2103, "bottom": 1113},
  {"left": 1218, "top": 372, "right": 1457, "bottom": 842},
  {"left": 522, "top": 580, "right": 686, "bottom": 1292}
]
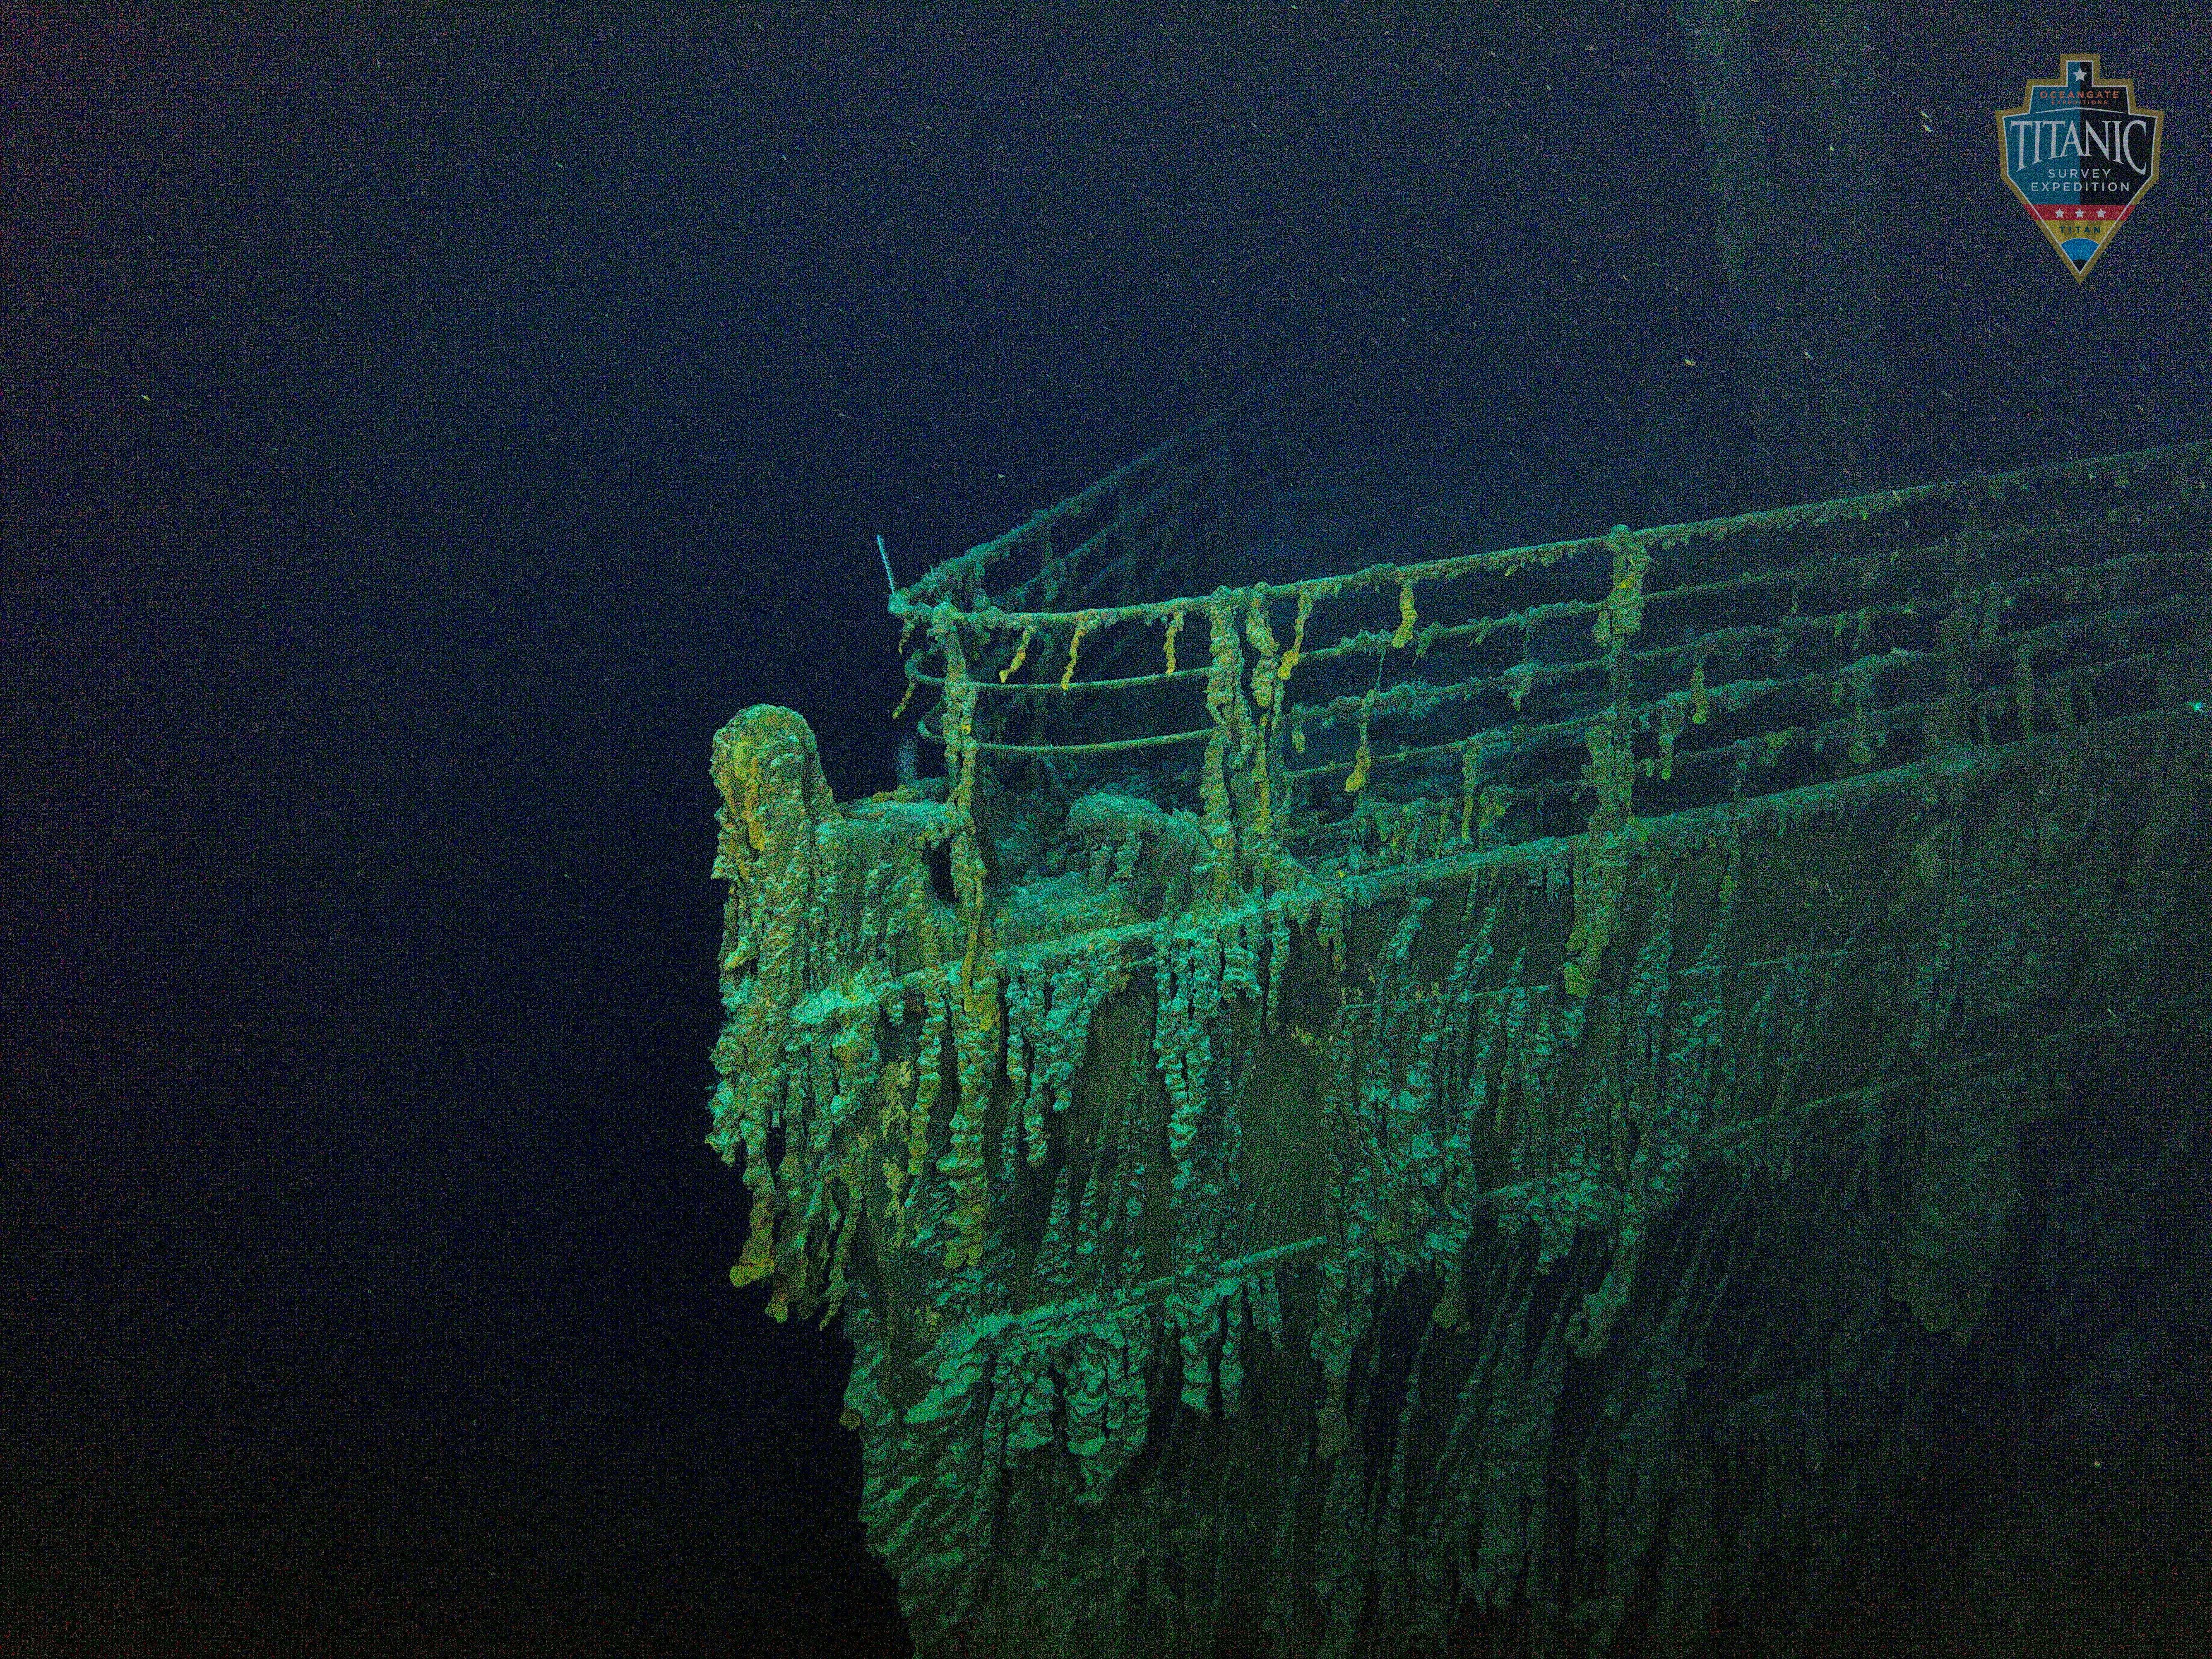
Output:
[{"left": 892, "top": 415, "right": 2212, "bottom": 887}]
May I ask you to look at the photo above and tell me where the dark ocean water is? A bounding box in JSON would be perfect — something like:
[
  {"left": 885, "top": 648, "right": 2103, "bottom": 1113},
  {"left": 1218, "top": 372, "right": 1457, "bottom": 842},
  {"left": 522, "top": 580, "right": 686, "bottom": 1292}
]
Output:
[{"left": 5, "top": 7, "right": 2207, "bottom": 1656}]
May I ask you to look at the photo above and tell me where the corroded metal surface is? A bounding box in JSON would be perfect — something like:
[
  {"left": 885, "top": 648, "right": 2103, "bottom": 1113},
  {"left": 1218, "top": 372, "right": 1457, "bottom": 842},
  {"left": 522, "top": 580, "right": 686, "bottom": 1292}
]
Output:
[{"left": 709, "top": 418, "right": 2212, "bottom": 1656}]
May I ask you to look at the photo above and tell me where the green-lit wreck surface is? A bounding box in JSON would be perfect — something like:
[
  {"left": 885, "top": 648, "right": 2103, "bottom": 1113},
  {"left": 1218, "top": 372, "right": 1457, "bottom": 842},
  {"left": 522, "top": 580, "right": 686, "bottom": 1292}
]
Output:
[{"left": 706, "top": 406, "right": 2212, "bottom": 1656}]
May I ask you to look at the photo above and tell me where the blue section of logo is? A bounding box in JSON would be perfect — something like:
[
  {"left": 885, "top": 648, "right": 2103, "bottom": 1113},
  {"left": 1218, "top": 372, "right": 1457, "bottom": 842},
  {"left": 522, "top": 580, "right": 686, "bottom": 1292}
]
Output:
[{"left": 2001, "top": 56, "right": 2157, "bottom": 214}]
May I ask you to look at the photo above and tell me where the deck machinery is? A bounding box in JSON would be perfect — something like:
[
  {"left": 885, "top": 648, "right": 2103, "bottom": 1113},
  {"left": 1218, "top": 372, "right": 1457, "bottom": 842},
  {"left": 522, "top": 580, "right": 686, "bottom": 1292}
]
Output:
[{"left": 705, "top": 404, "right": 2212, "bottom": 1657}]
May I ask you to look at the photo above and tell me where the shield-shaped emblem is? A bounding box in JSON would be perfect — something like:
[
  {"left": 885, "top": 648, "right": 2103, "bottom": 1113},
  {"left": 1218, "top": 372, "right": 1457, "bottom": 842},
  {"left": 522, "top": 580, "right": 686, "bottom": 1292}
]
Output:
[{"left": 1997, "top": 55, "right": 2162, "bottom": 283}]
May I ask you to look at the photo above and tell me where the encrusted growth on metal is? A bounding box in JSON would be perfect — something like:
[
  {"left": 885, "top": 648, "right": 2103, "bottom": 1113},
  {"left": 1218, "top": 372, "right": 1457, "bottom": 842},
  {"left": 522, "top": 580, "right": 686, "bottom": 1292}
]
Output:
[{"left": 708, "top": 411, "right": 2212, "bottom": 1657}]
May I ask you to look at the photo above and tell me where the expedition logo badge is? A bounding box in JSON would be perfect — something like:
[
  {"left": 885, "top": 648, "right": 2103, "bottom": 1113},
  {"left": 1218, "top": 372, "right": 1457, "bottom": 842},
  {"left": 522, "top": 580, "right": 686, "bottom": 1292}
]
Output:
[{"left": 1998, "top": 55, "right": 2162, "bottom": 282}]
